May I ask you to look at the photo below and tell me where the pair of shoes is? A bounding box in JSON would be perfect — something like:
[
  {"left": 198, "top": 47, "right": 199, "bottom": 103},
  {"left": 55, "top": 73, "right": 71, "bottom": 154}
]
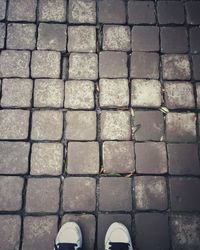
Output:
[{"left": 54, "top": 222, "right": 133, "bottom": 250}]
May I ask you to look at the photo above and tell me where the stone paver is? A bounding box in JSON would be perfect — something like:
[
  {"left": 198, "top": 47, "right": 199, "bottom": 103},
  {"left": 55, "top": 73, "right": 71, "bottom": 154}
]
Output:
[
  {"left": 0, "top": 23, "right": 5, "bottom": 48},
  {"left": 0, "top": 0, "right": 6, "bottom": 20},
  {"left": 185, "top": 1, "right": 200, "bottom": 25},
  {"left": 192, "top": 55, "right": 200, "bottom": 80},
  {"left": 190, "top": 27, "right": 200, "bottom": 53}
]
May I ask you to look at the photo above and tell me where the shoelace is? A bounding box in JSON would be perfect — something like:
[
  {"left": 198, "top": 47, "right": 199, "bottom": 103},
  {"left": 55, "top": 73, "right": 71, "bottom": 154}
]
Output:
[
  {"left": 55, "top": 243, "right": 81, "bottom": 250},
  {"left": 109, "top": 242, "right": 130, "bottom": 250}
]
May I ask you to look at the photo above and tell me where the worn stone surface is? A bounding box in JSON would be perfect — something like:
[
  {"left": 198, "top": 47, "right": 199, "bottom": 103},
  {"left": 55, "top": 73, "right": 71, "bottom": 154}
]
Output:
[
  {"left": 102, "top": 141, "right": 135, "bottom": 173},
  {"left": 99, "top": 79, "right": 129, "bottom": 107},
  {"left": 0, "top": 0, "right": 6, "bottom": 20},
  {"left": 1, "top": 78, "right": 33, "bottom": 107},
  {"left": 196, "top": 82, "right": 200, "bottom": 108},
  {"left": 31, "top": 143, "right": 63, "bottom": 175},
  {"left": 0, "top": 109, "right": 29, "bottom": 140},
  {"left": 0, "top": 176, "right": 24, "bottom": 211},
  {"left": 185, "top": 1, "right": 200, "bottom": 25},
  {"left": 0, "top": 23, "right": 5, "bottom": 48},
  {"left": 26, "top": 178, "right": 60, "bottom": 213},
  {"left": 101, "top": 111, "right": 131, "bottom": 140},
  {"left": 64, "top": 80, "right": 94, "bottom": 109},
  {"left": 192, "top": 55, "right": 200, "bottom": 80},
  {"left": 34, "top": 79, "right": 64, "bottom": 108},
  {"left": 63, "top": 177, "right": 96, "bottom": 211},
  {"left": 65, "top": 111, "right": 96, "bottom": 140},
  {"left": 190, "top": 27, "right": 200, "bottom": 53},
  {"left": 68, "top": 26, "right": 96, "bottom": 52}
]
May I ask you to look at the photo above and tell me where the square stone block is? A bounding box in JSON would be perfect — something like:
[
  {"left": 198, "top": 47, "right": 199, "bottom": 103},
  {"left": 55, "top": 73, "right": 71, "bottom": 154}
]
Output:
[
  {"left": 31, "top": 143, "right": 63, "bottom": 175},
  {"left": 68, "top": 0, "right": 96, "bottom": 24},
  {"left": 134, "top": 111, "right": 164, "bottom": 141},
  {"left": 23, "top": 216, "right": 58, "bottom": 250},
  {"left": 63, "top": 177, "right": 96, "bottom": 211},
  {"left": 31, "top": 51, "right": 61, "bottom": 78},
  {"left": 0, "top": 176, "right": 24, "bottom": 211},
  {"left": 0, "top": 142, "right": 30, "bottom": 174},
  {"left": 65, "top": 111, "right": 96, "bottom": 140},
  {"left": 99, "top": 177, "right": 132, "bottom": 211},
  {"left": 192, "top": 55, "right": 200, "bottom": 80},
  {"left": 162, "top": 54, "right": 191, "bottom": 80},
  {"left": 31, "top": 111, "right": 63, "bottom": 141},
  {"left": 64, "top": 80, "right": 94, "bottom": 109},
  {"left": 190, "top": 27, "right": 200, "bottom": 53},
  {"left": 1, "top": 79, "right": 33, "bottom": 107},
  {"left": 37, "top": 23, "right": 67, "bottom": 51},
  {"left": 7, "top": 23, "right": 36, "bottom": 50},
  {"left": 99, "top": 79, "right": 129, "bottom": 107},
  {"left": 103, "top": 25, "right": 130, "bottom": 51},
  {"left": 0, "top": 0, "right": 6, "bottom": 20},
  {"left": 0, "top": 23, "right": 5, "bottom": 48},
  {"left": 186, "top": 1, "right": 200, "bottom": 25},
  {"left": 102, "top": 141, "right": 135, "bottom": 173},
  {"left": 38, "top": 0, "right": 66, "bottom": 21},
  {"left": 134, "top": 176, "right": 168, "bottom": 210},
  {"left": 99, "top": 51, "right": 128, "bottom": 78},
  {"left": 67, "top": 142, "right": 99, "bottom": 174},
  {"left": 68, "top": 26, "right": 96, "bottom": 52},
  {"left": 0, "top": 50, "right": 30, "bottom": 77},
  {"left": 0, "top": 109, "right": 29, "bottom": 140},
  {"left": 101, "top": 111, "right": 131, "bottom": 140},
  {"left": 34, "top": 79, "right": 64, "bottom": 108},
  {"left": 26, "top": 178, "right": 60, "bottom": 213},
  {"left": 130, "top": 52, "right": 159, "bottom": 79},
  {"left": 69, "top": 53, "right": 98, "bottom": 80},
  {"left": 164, "top": 82, "right": 195, "bottom": 109},
  {"left": 135, "top": 142, "right": 167, "bottom": 174},
  {"left": 131, "top": 79, "right": 161, "bottom": 108},
  {"left": 166, "top": 112, "right": 196, "bottom": 142}
]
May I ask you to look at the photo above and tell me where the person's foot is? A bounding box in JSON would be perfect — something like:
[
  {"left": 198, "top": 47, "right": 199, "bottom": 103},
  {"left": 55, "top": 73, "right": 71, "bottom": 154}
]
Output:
[
  {"left": 54, "top": 222, "right": 82, "bottom": 250},
  {"left": 105, "top": 222, "right": 133, "bottom": 250}
]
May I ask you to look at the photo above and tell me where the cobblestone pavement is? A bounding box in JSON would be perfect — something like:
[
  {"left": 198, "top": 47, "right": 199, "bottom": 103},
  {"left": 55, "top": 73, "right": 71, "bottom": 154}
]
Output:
[{"left": 0, "top": 0, "right": 200, "bottom": 250}]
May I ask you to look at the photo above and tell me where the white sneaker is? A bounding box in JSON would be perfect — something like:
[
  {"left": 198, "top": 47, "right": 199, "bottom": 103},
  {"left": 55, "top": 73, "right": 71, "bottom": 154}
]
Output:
[
  {"left": 105, "top": 222, "right": 133, "bottom": 250},
  {"left": 54, "top": 222, "right": 82, "bottom": 250}
]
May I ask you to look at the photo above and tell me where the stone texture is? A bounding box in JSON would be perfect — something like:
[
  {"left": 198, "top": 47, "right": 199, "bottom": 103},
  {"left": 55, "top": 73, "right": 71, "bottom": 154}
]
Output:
[
  {"left": 7, "top": 23, "right": 36, "bottom": 50},
  {"left": 190, "top": 27, "right": 200, "bottom": 53},
  {"left": 166, "top": 113, "right": 196, "bottom": 142},
  {"left": 0, "top": 215, "right": 21, "bottom": 250},
  {"left": 186, "top": 1, "right": 200, "bottom": 25},
  {"left": 31, "top": 143, "right": 63, "bottom": 175},
  {"left": 62, "top": 214, "right": 96, "bottom": 250},
  {"left": 0, "top": 0, "right": 6, "bottom": 20},
  {"left": 101, "top": 111, "right": 131, "bottom": 140},
  {"left": 128, "top": 1, "right": 155, "bottom": 24},
  {"left": 102, "top": 141, "right": 135, "bottom": 173},
  {"left": 130, "top": 52, "right": 159, "bottom": 79},
  {"left": 135, "top": 142, "right": 167, "bottom": 174},
  {"left": 39, "top": 0, "right": 66, "bottom": 21},
  {"left": 0, "top": 109, "right": 29, "bottom": 140},
  {"left": 65, "top": 111, "right": 96, "bottom": 140},
  {"left": 98, "top": 0, "right": 125, "bottom": 24},
  {"left": 99, "top": 177, "right": 132, "bottom": 211},
  {"left": 162, "top": 54, "right": 191, "bottom": 80},
  {"left": 68, "top": 0, "right": 96, "bottom": 24},
  {"left": 99, "top": 51, "right": 127, "bottom": 78},
  {"left": 134, "top": 176, "right": 168, "bottom": 210},
  {"left": 103, "top": 25, "right": 130, "bottom": 51},
  {"left": 170, "top": 177, "right": 200, "bottom": 211},
  {"left": 69, "top": 53, "right": 98, "bottom": 80},
  {"left": 1, "top": 78, "right": 33, "bottom": 107},
  {"left": 31, "top": 51, "right": 60, "bottom": 78},
  {"left": 134, "top": 111, "right": 164, "bottom": 141},
  {"left": 99, "top": 79, "right": 129, "bottom": 107},
  {"left": 26, "top": 178, "right": 60, "bottom": 213},
  {"left": 8, "top": 0, "right": 37, "bottom": 21},
  {"left": 0, "top": 50, "right": 30, "bottom": 77},
  {"left": 192, "top": 55, "right": 200, "bottom": 80},
  {"left": 0, "top": 176, "right": 24, "bottom": 211},
  {"left": 0, "top": 142, "right": 30, "bottom": 174},
  {"left": 63, "top": 177, "right": 96, "bottom": 211},
  {"left": 168, "top": 144, "right": 200, "bottom": 175},
  {"left": 164, "top": 82, "right": 195, "bottom": 109},
  {"left": 23, "top": 216, "right": 58, "bottom": 250},
  {"left": 68, "top": 26, "right": 96, "bottom": 52},
  {"left": 135, "top": 213, "right": 170, "bottom": 250},
  {"left": 0, "top": 23, "right": 5, "bottom": 48},
  {"left": 67, "top": 142, "right": 99, "bottom": 174},
  {"left": 31, "top": 111, "right": 63, "bottom": 141},
  {"left": 34, "top": 79, "right": 64, "bottom": 108},
  {"left": 64, "top": 80, "right": 94, "bottom": 109},
  {"left": 131, "top": 79, "right": 161, "bottom": 108},
  {"left": 132, "top": 26, "right": 159, "bottom": 52},
  {"left": 171, "top": 215, "right": 200, "bottom": 250},
  {"left": 37, "top": 23, "right": 67, "bottom": 51},
  {"left": 196, "top": 83, "right": 200, "bottom": 108}
]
